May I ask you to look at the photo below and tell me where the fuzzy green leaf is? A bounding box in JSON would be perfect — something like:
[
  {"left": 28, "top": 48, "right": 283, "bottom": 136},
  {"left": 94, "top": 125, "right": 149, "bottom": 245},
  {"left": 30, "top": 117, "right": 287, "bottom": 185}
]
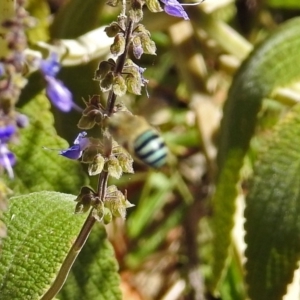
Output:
[
  {"left": 244, "top": 104, "right": 300, "bottom": 300},
  {"left": 7, "top": 94, "right": 87, "bottom": 195},
  {"left": 209, "top": 17, "right": 300, "bottom": 291},
  {"left": 0, "top": 192, "right": 87, "bottom": 300},
  {"left": 58, "top": 222, "right": 121, "bottom": 300}
]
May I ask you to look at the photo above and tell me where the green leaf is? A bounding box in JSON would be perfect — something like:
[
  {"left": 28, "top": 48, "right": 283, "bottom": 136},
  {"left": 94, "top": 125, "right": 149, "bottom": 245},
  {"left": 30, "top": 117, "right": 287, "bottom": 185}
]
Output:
[
  {"left": 125, "top": 172, "right": 188, "bottom": 267},
  {"left": 0, "top": 192, "right": 87, "bottom": 300},
  {"left": 267, "top": 0, "right": 300, "bottom": 8},
  {"left": 26, "top": 0, "right": 50, "bottom": 43},
  {"left": 244, "top": 104, "right": 300, "bottom": 300},
  {"left": 50, "top": 0, "right": 106, "bottom": 38},
  {"left": 8, "top": 94, "right": 87, "bottom": 195},
  {"left": 209, "top": 17, "right": 300, "bottom": 291},
  {"left": 58, "top": 222, "right": 121, "bottom": 300},
  {"left": 127, "top": 172, "right": 174, "bottom": 238}
]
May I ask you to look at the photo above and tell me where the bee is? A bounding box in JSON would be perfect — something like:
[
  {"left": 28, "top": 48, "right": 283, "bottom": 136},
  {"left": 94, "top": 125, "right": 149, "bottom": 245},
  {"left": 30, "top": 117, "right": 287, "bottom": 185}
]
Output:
[{"left": 107, "top": 112, "right": 168, "bottom": 168}]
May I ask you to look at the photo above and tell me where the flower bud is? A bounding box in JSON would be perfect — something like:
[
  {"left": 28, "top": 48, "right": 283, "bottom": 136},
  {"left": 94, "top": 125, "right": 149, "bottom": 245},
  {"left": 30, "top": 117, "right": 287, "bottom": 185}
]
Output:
[
  {"left": 134, "top": 24, "right": 150, "bottom": 36},
  {"left": 112, "top": 74, "right": 127, "bottom": 96},
  {"left": 94, "top": 60, "right": 115, "bottom": 81},
  {"left": 132, "top": 36, "right": 143, "bottom": 59},
  {"left": 92, "top": 201, "right": 105, "bottom": 223},
  {"left": 74, "top": 186, "right": 97, "bottom": 214},
  {"left": 81, "top": 144, "right": 102, "bottom": 164},
  {"left": 145, "top": 0, "right": 163, "bottom": 12},
  {"left": 107, "top": 156, "right": 123, "bottom": 179},
  {"left": 102, "top": 208, "right": 112, "bottom": 224},
  {"left": 126, "top": 74, "right": 142, "bottom": 95},
  {"left": 100, "top": 71, "right": 114, "bottom": 92},
  {"left": 78, "top": 107, "right": 103, "bottom": 130},
  {"left": 110, "top": 33, "right": 126, "bottom": 57},
  {"left": 105, "top": 22, "right": 122, "bottom": 38},
  {"left": 88, "top": 154, "right": 105, "bottom": 176},
  {"left": 129, "top": 0, "right": 144, "bottom": 22},
  {"left": 77, "top": 115, "right": 96, "bottom": 130},
  {"left": 140, "top": 34, "right": 157, "bottom": 55},
  {"left": 106, "top": 0, "right": 119, "bottom": 7},
  {"left": 117, "top": 151, "right": 134, "bottom": 173},
  {"left": 104, "top": 186, "right": 134, "bottom": 219}
]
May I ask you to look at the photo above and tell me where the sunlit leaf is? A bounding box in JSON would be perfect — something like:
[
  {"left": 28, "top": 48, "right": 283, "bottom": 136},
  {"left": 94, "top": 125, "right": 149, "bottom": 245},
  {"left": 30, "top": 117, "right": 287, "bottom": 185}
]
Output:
[
  {"left": 209, "top": 17, "right": 300, "bottom": 291},
  {"left": 245, "top": 104, "right": 300, "bottom": 300}
]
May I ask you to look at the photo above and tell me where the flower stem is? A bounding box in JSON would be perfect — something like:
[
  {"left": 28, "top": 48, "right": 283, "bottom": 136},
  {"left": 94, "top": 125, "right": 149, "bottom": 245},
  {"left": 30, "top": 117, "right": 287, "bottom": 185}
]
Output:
[{"left": 41, "top": 11, "right": 135, "bottom": 300}]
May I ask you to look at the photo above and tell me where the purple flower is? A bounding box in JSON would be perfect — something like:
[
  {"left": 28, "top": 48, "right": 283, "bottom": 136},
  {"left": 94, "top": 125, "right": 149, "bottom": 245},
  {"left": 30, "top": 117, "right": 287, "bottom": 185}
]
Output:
[
  {"left": 0, "top": 63, "right": 5, "bottom": 77},
  {"left": 0, "top": 145, "right": 16, "bottom": 179},
  {"left": 0, "top": 125, "right": 16, "bottom": 178},
  {"left": 40, "top": 53, "right": 76, "bottom": 113},
  {"left": 133, "top": 44, "right": 143, "bottom": 60},
  {"left": 45, "top": 75, "right": 73, "bottom": 112},
  {"left": 138, "top": 66, "right": 148, "bottom": 87},
  {"left": 59, "top": 132, "right": 90, "bottom": 160},
  {"left": 0, "top": 125, "right": 15, "bottom": 143},
  {"left": 160, "top": 0, "right": 189, "bottom": 20},
  {"left": 16, "top": 113, "right": 29, "bottom": 128},
  {"left": 40, "top": 53, "right": 61, "bottom": 77},
  {"left": 160, "top": 0, "right": 204, "bottom": 20}
]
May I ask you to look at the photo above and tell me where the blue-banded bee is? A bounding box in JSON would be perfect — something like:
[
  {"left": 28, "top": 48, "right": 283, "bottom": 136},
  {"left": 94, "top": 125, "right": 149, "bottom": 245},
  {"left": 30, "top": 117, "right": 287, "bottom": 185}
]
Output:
[{"left": 108, "top": 112, "right": 168, "bottom": 168}]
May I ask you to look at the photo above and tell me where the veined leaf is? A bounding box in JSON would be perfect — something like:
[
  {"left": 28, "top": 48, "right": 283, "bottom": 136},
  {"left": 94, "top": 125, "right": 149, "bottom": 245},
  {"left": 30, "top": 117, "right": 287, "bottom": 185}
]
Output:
[
  {"left": 0, "top": 192, "right": 87, "bottom": 300},
  {"left": 244, "top": 104, "right": 300, "bottom": 300},
  {"left": 209, "top": 17, "right": 300, "bottom": 291}
]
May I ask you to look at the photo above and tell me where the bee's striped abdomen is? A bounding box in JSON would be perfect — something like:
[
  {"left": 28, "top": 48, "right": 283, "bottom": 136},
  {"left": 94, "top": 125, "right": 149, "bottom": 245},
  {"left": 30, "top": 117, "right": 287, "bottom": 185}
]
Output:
[{"left": 134, "top": 130, "right": 168, "bottom": 168}]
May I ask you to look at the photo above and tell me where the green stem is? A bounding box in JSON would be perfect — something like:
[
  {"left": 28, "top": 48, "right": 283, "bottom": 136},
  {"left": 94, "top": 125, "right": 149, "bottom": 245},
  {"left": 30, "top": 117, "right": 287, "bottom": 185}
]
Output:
[
  {"left": 193, "top": 13, "right": 252, "bottom": 60},
  {"left": 143, "top": 10, "right": 252, "bottom": 61},
  {"left": 40, "top": 210, "right": 96, "bottom": 300},
  {"left": 97, "top": 170, "right": 109, "bottom": 199}
]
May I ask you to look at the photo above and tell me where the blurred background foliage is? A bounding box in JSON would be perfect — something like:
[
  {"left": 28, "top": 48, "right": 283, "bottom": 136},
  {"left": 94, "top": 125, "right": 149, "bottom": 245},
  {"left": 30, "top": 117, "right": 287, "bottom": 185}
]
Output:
[{"left": 2, "top": 0, "right": 300, "bottom": 299}]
